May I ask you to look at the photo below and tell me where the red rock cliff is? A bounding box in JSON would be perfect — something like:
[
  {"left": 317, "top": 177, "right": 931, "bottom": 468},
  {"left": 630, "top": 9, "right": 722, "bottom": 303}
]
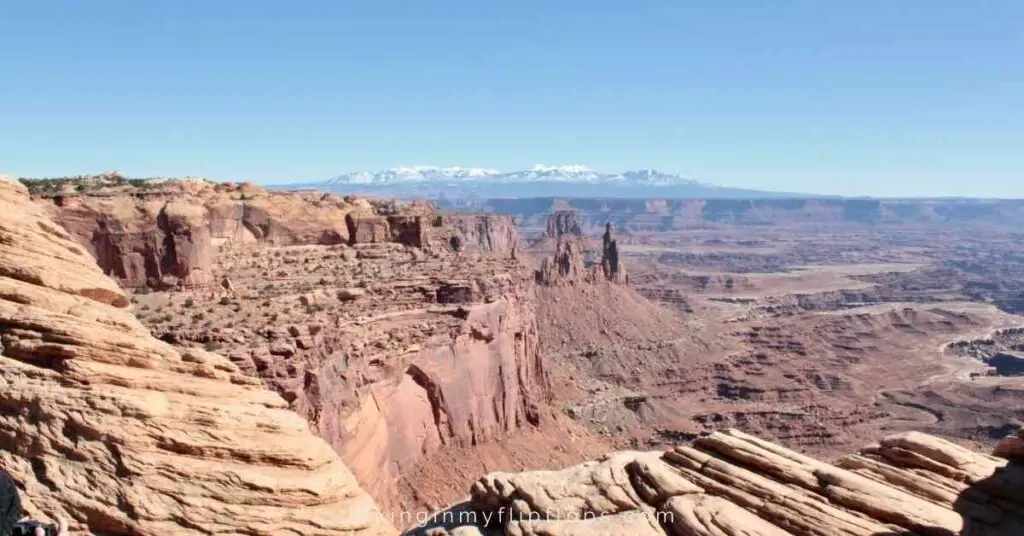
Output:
[
  {"left": 32, "top": 178, "right": 545, "bottom": 514},
  {"left": 0, "top": 176, "right": 395, "bottom": 535}
]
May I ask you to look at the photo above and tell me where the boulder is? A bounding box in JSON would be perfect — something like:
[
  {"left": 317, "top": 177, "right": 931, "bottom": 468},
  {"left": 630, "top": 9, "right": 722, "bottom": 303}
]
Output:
[{"left": 447, "top": 427, "right": 1024, "bottom": 536}]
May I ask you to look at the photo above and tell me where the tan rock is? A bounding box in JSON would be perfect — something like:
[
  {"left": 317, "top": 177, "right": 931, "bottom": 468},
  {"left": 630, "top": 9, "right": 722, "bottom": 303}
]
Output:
[
  {"left": 693, "top": 429, "right": 965, "bottom": 534},
  {"left": 507, "top": 509, "right": 666, "bottom": 536},
  {"left": 626, "top": 458, "right": 702, "bottom": 505},
  {"left": 444, "top": 427, "right": 1024, "bottom": 536},
  {"left": 664, "top": 494, "right": 792, "bottom": 536},
  {"left": 470, "top": 451, "right": 662, "bottom": 519},
  {"left": 0, "top": 177, "right": 395, "bottom": 535}
]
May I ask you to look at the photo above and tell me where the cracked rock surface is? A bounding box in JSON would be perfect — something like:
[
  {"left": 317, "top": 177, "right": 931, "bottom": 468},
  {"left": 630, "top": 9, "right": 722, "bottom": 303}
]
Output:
[{"left": 414, "top": 428, "right": 1024, "bottom": 536}]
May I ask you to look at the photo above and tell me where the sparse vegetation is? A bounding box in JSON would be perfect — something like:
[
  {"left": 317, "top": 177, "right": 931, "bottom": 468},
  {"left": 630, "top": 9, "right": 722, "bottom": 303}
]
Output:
[{"left": 18, "top": 173, "right": 166, "bottom": 196}]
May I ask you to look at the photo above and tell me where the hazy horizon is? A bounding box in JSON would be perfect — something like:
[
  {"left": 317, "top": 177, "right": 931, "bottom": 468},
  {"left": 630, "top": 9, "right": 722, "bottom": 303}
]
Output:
[{"left": 2, "top": 1, "right": 1022, "bottom": 197}]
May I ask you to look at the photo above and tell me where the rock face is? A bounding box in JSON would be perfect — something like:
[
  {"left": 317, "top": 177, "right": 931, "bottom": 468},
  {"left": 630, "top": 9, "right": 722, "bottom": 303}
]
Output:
[
  {"left": 537, "top": 238, "right": 589, "bottom": 285},
  {"left": 417, "top": 429, "right": 1024, "bottom": 535},
  {"left": 545, "top": 210, "right": 582, "bottom": 240},
  {"left": 535, "top": 216, "right": 627, "bottom": 287},
  {"left": 46, "top": 183, "right": 540, "bottom": 514},
  {"left": 429, "top": 214, "right": 522, "bottom": 258},
  {"left": 600, "top": 222, "right": 626, "bottom": 284},
  {"left": 0, "top": 177, "right": 395, "bottom": 535},
  {"left": 193, "top": 241, "right": 547, "bottom": 513},
  {"left": 36, "top": 180, "right": 521, "bottom": 290}
]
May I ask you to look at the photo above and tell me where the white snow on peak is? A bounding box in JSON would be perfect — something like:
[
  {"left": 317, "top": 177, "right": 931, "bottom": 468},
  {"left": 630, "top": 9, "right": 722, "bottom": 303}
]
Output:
[
  {"left": 328, "top": 166, "right": 501, "bottom": 184},
  {"left": 530, "top": 164, "right": 594, "bottom": 174},
  {"left": 326, "top": 165, "right": 701, "bottom": 186}
]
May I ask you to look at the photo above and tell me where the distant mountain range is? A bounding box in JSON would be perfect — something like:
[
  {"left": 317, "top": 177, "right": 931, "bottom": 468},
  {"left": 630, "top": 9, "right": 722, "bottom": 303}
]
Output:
[{"left": 279, "top": 165, "right": 806, "bottom": 199}]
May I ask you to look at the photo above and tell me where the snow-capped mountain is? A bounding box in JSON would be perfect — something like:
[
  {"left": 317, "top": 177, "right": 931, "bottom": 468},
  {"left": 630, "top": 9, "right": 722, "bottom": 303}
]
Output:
[
  {"left": 283, "top": 164, "right": 798, "bottom": 199},
  {"left": 327, "top": 166, "right": 500, "bottom": 185},
  {"left": 326, "top": 165, "right": 704, "bottom": 186}
]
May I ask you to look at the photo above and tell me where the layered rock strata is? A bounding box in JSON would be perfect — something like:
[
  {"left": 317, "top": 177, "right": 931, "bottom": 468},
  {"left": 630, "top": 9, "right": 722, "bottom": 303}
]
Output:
[
  {"left": 0, "top": 176, "right": 395, "bottom": 535},
  {"left": 545, "top": 210, "right": 583, "bottom": 240},
  {"left": 535, "top": 215, "right": 627, "bottom": 286},
  {"left": 149, "top": 239, "right": 549, "bottom": 512},
  {"left": 418, "top": 429, "right": 1024, "bottom": 535},
  {"left": 35, "top": 179, "right": 520, "bottom": 290}
]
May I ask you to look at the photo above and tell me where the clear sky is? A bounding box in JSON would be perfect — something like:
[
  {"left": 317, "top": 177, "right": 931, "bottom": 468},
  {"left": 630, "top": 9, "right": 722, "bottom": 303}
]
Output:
[{"left": 1, "top": 1, "right": 1022, "bottom": 197}]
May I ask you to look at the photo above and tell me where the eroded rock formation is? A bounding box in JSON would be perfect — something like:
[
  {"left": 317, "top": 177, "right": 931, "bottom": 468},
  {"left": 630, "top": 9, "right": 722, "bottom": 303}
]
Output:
[
  {"left": 36, "top": 179, "right": 521, "bottom": 290},
  {"left": 545, "top": 210, "right": 582, "bottom": 240},
  {"left": 600, "top": 222, "right": 626, "bottom": 284},
  {"left": 537, "top": 238, "right": 589, "bottom": 285},
  {"left": 535, "top": 214, "right": 627, "bottom": 286},
  {"left": 0, "top": 176, "right": 395, "bottom": 535},
  {"left": 417, "top": 429, "right": 1024, "bottom": 535}
]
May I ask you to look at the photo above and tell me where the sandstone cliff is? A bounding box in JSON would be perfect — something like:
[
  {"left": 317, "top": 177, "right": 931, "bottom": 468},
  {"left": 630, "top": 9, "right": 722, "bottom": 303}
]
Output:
[
  {"left": 545, "top": 210, "right": 582, "bottom": 240},
  {"left": 0, "top": 176, "right": 395, "bottom": 535},
  {"left": 35, "top": 179, "right": 545, "bottom": 514},
  {"left": 535, "top": 214, "right": 626, "bottom": 286},
  {"left": 156, "top": 240, "right": 551, "bottom": 513},
  {"left": 35, "top": 179, "right": 522, "bottom": 290},
  {"left": 416, "top": 429, "right": 1024, "bottom": 535}
]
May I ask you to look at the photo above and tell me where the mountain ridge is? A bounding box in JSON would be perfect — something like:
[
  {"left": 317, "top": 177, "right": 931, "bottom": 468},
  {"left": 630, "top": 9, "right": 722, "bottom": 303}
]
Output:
[
  {"left": 325, "top": 165, "right": 707, "bottom": 186},
  {"left": 284, "top": 165, "right": 807, "bottom": 199}
]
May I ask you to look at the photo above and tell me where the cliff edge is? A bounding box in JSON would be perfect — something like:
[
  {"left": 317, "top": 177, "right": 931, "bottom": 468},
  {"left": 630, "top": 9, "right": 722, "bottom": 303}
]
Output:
[
  {"left": 0, "top": 176, "right": 396, "bottom": 535},
  {"left": 416, "top": 428, "right": 1024, "bottom": 535}
]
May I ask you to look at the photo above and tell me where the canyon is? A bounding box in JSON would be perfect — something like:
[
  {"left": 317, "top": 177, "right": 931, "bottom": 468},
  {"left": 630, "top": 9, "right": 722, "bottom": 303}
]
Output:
[
  {"left": 20, "top": 176, "right": 611, "bottom": 517},
  {"left": 4, "top": 174, "right": 1023, "bottom": 534},
  {"left": 0, "top": 177, "right": 394, "bottom": 535}
]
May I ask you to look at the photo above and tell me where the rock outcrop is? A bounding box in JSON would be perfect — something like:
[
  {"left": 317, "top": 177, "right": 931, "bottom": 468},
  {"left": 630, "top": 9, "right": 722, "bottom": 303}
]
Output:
[
  {"left": 416, "top": 429, "right": 1024, "bottom": 535},
  {"left": 536, "top": 238, "right": 590, "bottom": 285},
  {"left": 152, "top": 240, "right": 550, "bottom": 513},
  {"left": 995, "top": 429, "right": 1024, "bottom": 460},
  {"left": 35, "top": 179, "right": 521, "bottom": 290},
  {"left": 600, "top": 222, "right": 626, "bottom": 284},
  {"left": 545, "top": 210, "right": 582, "bottom": 240},
  {"left": 428, "top": 214, "right": 522, "bottom": 258},
  {"left": 0, "top": 176, "right": 395, "bottom": 535},
  {"left": 535, "top": 216, "right": 627, "bottom": 286}
]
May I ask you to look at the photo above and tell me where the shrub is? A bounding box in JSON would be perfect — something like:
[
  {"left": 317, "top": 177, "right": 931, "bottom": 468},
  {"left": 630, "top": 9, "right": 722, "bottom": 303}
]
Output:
[{"left": 183, "top": 298, "right": 194, "bottom": 308}]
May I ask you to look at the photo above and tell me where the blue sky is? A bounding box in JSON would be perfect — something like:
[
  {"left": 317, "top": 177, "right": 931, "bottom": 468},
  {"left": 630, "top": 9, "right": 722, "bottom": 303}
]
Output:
[{"left": 1, "top": 1, "right": 1022, "bottom": 197}]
